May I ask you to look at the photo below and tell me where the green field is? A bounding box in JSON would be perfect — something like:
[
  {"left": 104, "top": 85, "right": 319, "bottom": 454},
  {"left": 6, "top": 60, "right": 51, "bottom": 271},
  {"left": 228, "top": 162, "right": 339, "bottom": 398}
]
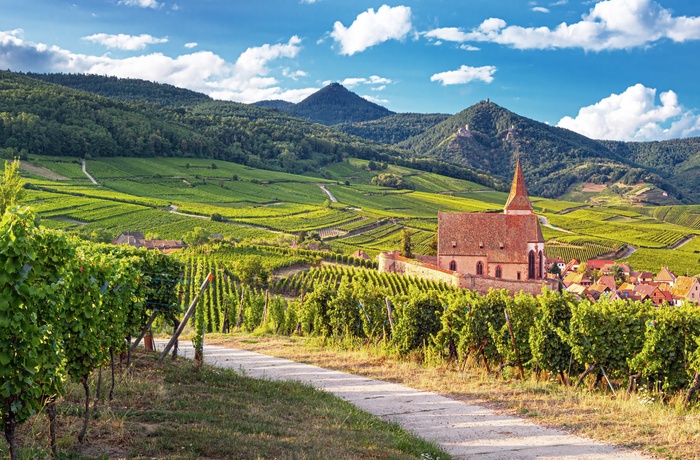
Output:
[{"left": 15, "top": 155, "right": 700, "bottom": 275}]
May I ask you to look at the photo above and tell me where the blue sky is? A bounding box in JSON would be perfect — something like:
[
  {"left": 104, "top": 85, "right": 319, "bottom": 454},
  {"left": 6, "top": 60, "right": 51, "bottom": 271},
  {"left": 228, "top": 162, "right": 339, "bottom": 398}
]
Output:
[{"left": 2, "top": 0, "right": 700, "bottom": 141}]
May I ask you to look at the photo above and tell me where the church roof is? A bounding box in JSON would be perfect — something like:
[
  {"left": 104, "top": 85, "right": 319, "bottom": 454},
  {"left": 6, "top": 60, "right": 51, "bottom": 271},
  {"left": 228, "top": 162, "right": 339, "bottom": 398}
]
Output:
[
  {"left": 437, "top": 212, "right": 544, "bottom": 264},
  {"left": 504, "top": 159, "right": 533, "bottom": 214}
]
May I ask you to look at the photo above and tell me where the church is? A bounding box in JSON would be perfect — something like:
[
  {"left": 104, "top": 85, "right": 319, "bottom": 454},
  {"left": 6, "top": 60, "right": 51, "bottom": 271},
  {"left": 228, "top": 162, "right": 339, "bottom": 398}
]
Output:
[
  {"left": 436, "top": 159, "right": 546, "bottom": 281},
  {"left": 377, "top": 159, "right": 556, "bottom": 296}
]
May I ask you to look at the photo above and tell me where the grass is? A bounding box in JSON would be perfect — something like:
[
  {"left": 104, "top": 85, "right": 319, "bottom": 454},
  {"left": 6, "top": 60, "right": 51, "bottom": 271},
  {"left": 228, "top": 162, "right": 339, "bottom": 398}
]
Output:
[
  {"left": 0, "top": 350, "right": 450, "bottom": 460},
  {"left": 204, "top": 334, "right": 700, "bottom": 460}
]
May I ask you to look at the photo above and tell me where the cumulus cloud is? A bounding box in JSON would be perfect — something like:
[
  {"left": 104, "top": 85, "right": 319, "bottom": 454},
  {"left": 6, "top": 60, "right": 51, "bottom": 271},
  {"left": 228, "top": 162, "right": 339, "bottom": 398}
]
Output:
[
  {"left": 339, "top": 75, "right": 392, "bottom": 88},
  {"left": 283, "top": 68, "right": 307, "bottom": 80},
  {"left": 423, "top": 0, "right": 700, "bottom": 51},
  {"left": 362, "top": 95, "right": 389, "bottom": 104},
  {"left": 430, "top": 65, "right": 496, "bottom": 85},
  {"left": 82, "top": 33, "right": 168, "bottom": 50},
  {"left": 331, "top": 5, "right": 412, "bottom": 55},
  {"left": 118, "top": 0, "right": 162, "bottom": 8},
  {"left": 0, "top": 29, "right": 316, "bottom": 103},
  {"left": 557, "top": 84, "right": 700, "bottom": 141},
  {"left": 184, "top": 42, "right": 198, "bottom": 49}
]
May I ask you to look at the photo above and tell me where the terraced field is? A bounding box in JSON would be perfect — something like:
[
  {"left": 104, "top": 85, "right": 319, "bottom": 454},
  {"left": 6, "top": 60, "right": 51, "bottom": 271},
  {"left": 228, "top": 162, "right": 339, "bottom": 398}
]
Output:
[{"left": 15, "top": 155, "right": 700, "bottom": 275}]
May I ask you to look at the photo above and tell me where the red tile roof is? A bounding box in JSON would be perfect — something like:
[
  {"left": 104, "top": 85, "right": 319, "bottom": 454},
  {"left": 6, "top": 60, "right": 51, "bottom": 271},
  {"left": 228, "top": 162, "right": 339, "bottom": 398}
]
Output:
[
  {"left": 438, "top": 212, "right": 543, "bottom": 264},
  {"left": 504, "top": 159, "right": 534, "bottom": 214}
]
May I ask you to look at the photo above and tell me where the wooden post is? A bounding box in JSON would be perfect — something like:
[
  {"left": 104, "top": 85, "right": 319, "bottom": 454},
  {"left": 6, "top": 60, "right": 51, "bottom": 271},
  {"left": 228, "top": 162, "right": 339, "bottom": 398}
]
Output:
[
  {"left": 130, "top": 310, "right": 159, "bottom": 352},
  {"left": 158, "top": 272, "right": 213, "bottom": 364},
  {"left": 261, "top": 289, "right": 270, "bottom": 326},
  {"left": 236, "top": 285, "right": 245, "bottom": 328},
  {"left": 504, "top": 309, "right": 525, "bottom": 380},
  {"left": 384, "top": 297, "right": 394, "bottom": 332}
]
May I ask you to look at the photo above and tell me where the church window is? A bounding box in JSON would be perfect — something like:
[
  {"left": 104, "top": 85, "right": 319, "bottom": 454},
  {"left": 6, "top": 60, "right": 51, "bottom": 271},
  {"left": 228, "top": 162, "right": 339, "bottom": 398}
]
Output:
[
  {"left": 517, "top": 272, "right": 521, "bottom": 280},
  {"left": 476, "top": 261, "right": 483, "bottom": 275},
  {"left": 495, "top": 266, "right": 502, "bottom": 278},
  {"left": 528, "top": 250, "right": 536, "bottom": 279},
  {"left": 449, "top": 260, "right": 456, "bottom": 271},
  {"left": 538, "top": 250, "right": 544, "bottom": 279}
]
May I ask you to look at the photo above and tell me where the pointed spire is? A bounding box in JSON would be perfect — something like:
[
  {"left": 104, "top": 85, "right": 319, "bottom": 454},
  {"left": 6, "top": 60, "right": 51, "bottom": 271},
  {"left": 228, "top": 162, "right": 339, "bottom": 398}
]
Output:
[{"left": 504, "top": 158, "right": 533, "bottom": 215}]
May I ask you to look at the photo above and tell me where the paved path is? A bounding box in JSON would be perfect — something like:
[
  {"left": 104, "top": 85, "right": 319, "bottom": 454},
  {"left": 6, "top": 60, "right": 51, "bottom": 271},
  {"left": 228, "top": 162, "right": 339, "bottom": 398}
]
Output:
[
  {"left": 160, "top": 341, "right": 651, "bottom": 460},
  {"left": 81, "top": 159, "right": 98, "bottom": 184}
]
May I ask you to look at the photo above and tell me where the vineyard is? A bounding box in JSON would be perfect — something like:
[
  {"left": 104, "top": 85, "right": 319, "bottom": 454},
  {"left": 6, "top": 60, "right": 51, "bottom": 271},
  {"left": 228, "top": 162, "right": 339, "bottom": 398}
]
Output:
[{"left": 545, "top": 236, "right": 625, "bottom": 262}]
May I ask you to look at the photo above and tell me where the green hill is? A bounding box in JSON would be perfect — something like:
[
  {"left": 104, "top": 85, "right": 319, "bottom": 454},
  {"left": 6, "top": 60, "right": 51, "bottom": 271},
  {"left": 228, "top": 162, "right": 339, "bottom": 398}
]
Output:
[
  {"left": 397, "top": 101, "right": 691, "bottom": 201},
  {"left": 255, "top": 83, "right": 394, "bottom": 125},
  {"left": 334, "top": 112, "right": 450, "bottom": 145}
]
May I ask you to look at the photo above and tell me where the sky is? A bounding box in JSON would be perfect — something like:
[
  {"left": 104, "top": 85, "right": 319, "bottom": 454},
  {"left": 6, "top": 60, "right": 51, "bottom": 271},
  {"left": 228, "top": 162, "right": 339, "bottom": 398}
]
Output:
[{"left": 2, "top": 0, "right": 700, "bottom": 142}]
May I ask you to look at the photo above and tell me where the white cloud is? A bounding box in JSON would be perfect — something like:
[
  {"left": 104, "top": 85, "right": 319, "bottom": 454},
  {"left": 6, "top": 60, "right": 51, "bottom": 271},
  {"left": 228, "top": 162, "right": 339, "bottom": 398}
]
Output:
[
  {"left": 532, "top": 7, "right": 550, "bottom": 13},
  {"left": 459, "top": 44, "right": 480, "bottom": 51},
  {"left": 331, "top": 5, "right": 412, "bottom": 55},
  {"left": 557, "top": 84, "right": 700, "bottom": 141},
  {"left": 282, "top": 68, "right": 307, "bottom": 80},
  {"left": 362, "top": 95, "right": 389, "bottom": 104},
  {"left": 423, "top": 0, "right": 700, "bottom": 51},
  {"left": 430, "top": 65, "right": 497, "bottom": 85},
  {"left": 371, "top": 85, "right": 386, "bottom": 91},
  {"left": 338, "top": 75, "right": 392, "bottom": 89},
  {"left": 184, "top": 42, "right": 198, "bottom": 49},
  {"left": 0, "top": 29, "right": 316, "bottom": 103},
  {"left": 82, "top": 33, "right": 168, "bottom": 50},
  {"left": 118, "top": 0, "right": 162, "bottom": 9}
]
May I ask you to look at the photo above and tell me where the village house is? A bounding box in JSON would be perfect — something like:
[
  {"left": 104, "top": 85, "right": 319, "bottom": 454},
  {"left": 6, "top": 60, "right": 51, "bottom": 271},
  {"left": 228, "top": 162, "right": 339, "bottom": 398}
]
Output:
[
  {"left": 670, "top": 276, "right": 700, "bottom": 306},
  {"left": 655, "top": 266, "right": 677, "bottom": 286}
]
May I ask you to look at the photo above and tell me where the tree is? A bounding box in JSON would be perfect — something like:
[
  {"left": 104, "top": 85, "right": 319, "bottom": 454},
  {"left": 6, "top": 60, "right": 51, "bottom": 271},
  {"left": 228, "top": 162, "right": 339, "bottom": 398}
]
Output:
[
  {"left": 576, "top": 262, "right": 589, "bottom": 277},
  {"left": 548, "top": 262, "right": 562, "bottom": 279},
  {"left": 400, "top": 228, "right": 414, "bottom": 258},
  {"left": 234, "top": 256, "right": 269, "bottom": 287},
  {"left": 183, "top": 227, "right": 209, "bottom": 246},
  {"left": 211, "top": 212, "right": 224, "bottom": 222},
  {"left": 426, "top": 232, "right": 438, "bottom": 256},
  {"left": 0, "top": 159, "right": 25, "bottom": 215},
  {"left": 610, "top": 264, "right": 626, "bottom": 285}
]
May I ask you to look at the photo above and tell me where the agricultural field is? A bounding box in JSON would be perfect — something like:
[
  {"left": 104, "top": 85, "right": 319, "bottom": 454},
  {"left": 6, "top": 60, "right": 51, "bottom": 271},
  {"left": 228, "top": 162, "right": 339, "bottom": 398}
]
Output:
[{"left": 13, "top": 155, "right": 700, "bottom": 275}]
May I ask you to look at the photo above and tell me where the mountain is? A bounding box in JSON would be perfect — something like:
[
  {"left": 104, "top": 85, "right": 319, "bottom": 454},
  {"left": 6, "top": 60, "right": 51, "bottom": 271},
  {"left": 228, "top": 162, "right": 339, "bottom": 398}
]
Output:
[
  {"left": 333, "top": 113, "right": 450, "bottom": 145},
  {"left": 0, "top": 71, "right": 402, "bottom": 174},
  {"left": 397, "top": 101, "right": 698, "bottom": 201},
  {"left": 254, "top": 83, "right": 394, "bottom": 125}
]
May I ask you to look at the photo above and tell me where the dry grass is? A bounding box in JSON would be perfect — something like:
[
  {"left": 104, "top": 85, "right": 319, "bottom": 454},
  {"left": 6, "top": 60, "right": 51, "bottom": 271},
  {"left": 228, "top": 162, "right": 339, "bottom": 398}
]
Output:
[
  {"left": 204, "top": 333, "right": 700, "bottom": 460},
  {"left": 2, "top": 350, "right": 449, "bottom": 459}
]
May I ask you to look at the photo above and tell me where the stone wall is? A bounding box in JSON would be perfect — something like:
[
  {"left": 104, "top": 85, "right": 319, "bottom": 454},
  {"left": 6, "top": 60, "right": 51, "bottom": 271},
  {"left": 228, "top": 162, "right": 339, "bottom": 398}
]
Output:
[{"left": 378, "top": 251, "right": 559, "bottom": 296}]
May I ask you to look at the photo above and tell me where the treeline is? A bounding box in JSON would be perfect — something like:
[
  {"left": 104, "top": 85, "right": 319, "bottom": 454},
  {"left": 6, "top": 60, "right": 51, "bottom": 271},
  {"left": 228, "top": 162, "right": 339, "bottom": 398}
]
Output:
[
  {"left": 0, "top": 207, "right": 183, "bottom": 459},
  {"left": 27, "top": 72, "right": 212, "bottom": 107}
]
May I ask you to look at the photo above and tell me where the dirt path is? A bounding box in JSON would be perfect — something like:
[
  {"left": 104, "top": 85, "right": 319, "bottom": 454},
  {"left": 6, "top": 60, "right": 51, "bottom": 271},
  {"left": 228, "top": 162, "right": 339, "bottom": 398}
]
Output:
[
  {"left": 538, "top": 215, "right": 573, "bottom": 234},
  {"left": 81, "top": 159, "right": 98, "bottom": 184},
  {"left": 669, "top": 235, "right": 697, "bottom": 250},
  {"left": 160, "top": 341, "right": 651, "bottom": 460},
  {"left": 617, "top": 245, "right": 638, "bottom": 259},
  {"left": 319, "top": 184, "right": 338, "bottom": 202}
]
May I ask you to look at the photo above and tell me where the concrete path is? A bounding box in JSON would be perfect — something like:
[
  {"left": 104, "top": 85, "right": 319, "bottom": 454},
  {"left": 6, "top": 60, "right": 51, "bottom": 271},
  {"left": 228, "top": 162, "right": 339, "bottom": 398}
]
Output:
[
  {"left": 161, "top": 341, "right": 652, "bottom": 460},
  {"left": 81, "top": 159, "right": 98, "bottom": 184}
]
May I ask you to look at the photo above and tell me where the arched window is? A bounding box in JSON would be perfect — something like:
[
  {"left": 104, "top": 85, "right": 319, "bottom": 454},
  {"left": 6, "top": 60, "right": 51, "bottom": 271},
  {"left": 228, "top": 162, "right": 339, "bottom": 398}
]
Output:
[
  {"left": 476, "top": 261, "right": 483, "bottom": 275},
  {"left": 449, "top": 260, "right": 456, "bottom": 271},
  {"left": 528, "top": 250, "right": 536, "bottom": 279},
  {"left": 495, "top": 266, "right": 502, "bottom": 278},
  {"left": 538, "top": 250, "right": 544, "bottom": 279}
]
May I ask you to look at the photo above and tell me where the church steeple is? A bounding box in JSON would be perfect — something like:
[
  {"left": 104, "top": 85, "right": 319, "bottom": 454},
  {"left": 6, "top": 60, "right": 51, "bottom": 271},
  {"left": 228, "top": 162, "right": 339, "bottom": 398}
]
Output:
[{"left": 504, "top": 158, "right": 533, "bottom": 215}]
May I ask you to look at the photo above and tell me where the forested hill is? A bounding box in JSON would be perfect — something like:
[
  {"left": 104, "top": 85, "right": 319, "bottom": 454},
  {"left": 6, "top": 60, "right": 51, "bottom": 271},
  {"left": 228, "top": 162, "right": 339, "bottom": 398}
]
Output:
[
  {"left": 0, "top": 71, "right": 403, "bottom": 173},
  {"left": 27, "top": 72, "right": 212, "bottom": 107},
  {"left": 396, "top": 101, "right": 698, "bottom": 201},
  {"left": 334, "top": 113, "right": 451, "bottom": 145},
  {"left": 254, "top": 83, "right": 394, "bottom": 125},
  {"left": 0, "top": 71, "right": 496, "bottom": 189}
]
